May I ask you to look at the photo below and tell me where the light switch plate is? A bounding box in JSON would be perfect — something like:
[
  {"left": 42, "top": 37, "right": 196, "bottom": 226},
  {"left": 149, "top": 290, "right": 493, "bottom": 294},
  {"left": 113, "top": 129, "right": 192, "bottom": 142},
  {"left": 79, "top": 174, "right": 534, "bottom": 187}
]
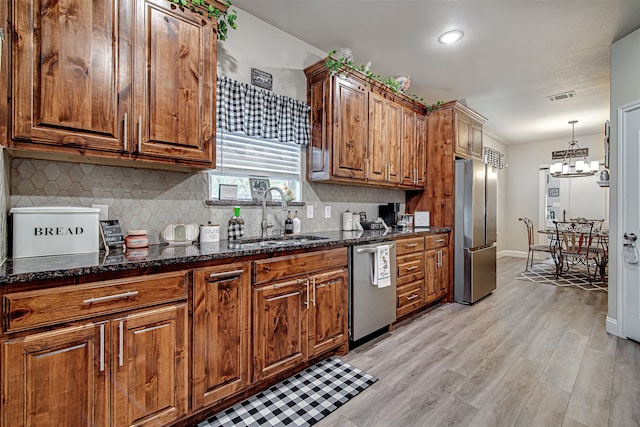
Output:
[
  {"left": 324, "top": 206, "right": 331, "bottom": 218},
  {"left": 306, "top": 205, "right": 313, "bottom": 218}
]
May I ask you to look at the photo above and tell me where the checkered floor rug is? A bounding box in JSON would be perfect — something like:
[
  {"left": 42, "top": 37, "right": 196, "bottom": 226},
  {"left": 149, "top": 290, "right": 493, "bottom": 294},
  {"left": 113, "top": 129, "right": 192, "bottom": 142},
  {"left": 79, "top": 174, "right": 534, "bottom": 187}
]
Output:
[
  {"left": 197, "top": 356, "right": 377, "bottom": 427},
  {"left": 519, "top": 261, "right": 607, "bottom": 292}
]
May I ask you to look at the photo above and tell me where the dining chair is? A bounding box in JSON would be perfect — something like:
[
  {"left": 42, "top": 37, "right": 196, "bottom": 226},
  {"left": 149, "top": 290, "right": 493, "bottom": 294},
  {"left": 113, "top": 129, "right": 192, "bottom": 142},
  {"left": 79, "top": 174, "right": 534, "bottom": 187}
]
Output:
[
  {"left": 518, "top": 217, "right": 554, "bottom": 270},
  {"left": 553, "top": 220, "right": 604, "bottom": 283}
]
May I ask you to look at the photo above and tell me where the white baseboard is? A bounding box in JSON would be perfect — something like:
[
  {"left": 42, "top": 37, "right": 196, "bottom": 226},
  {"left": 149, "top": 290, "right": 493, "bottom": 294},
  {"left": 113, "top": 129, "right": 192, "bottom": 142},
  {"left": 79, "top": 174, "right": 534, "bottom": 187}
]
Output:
[
  {"left": 498, "top": 250, "right": 527, "bottom": 259},
  {"left": 606, "top": 316, "right": 622, "bottom": 337}
]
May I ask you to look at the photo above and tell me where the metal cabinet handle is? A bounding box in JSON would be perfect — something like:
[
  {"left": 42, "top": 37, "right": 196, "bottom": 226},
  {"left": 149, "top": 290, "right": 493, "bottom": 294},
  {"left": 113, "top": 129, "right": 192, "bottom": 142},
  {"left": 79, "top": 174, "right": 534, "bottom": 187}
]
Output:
[
  {"left": 123, "top": 113, "right": 128, "bottom": 151},
  {"left": 305, "top": 279, "right": 310, "bottom": 307},
  {"left": 434, "top": 239, "right": 445, "bottom": 243},
  {"left": 311, "top": 277, "right": 316, "bottom": 306},
  {"left": 365, "top": 158, "right": 369, "bottom": 179},
  {"left": 84, "top": 291, "right": 139, "bottom": 305},
  {"left": 406, "top": 294, "right": 419, "bottom": 301},
  {"left": 118, "top": 320, "right": 124, "bottom": 367},
  {"left": 437, "top": 249, "right": 443, "bottom": 267},
  {"left": 208, "top": 269, "right": 243, "bottom": 280},
  {"left": 406, "top": 266, "right": 419, "bottom": 271},
  {"left": 99, "top": 324, "right": 105, "bottom": 372},
  {"left": 405, "top": 243, "right": 419, "bottom": 248},
  {"left": 137, "top": 116, "right": 142, "bottom": 153}
]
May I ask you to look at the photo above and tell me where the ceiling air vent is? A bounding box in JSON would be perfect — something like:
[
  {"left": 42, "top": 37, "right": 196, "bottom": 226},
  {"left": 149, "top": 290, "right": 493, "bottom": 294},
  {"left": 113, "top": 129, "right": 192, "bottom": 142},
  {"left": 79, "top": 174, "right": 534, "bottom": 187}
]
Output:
[{"left": 546, "top": 91, "right": 576, "bottom": 102}]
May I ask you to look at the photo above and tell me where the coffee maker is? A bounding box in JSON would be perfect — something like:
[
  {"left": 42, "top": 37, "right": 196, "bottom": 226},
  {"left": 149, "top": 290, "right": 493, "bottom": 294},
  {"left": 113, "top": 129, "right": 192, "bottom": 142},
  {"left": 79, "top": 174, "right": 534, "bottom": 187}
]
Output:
[{"left": 378, "top": 203, "right": 400, "bottom": 227}]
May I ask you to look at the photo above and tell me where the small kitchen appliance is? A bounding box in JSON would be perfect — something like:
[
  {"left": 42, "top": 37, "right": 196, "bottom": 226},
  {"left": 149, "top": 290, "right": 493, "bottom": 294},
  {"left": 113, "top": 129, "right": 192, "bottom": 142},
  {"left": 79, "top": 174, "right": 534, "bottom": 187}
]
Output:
[{"left": 378, "top": 203, "right": 400, "bottom": 227}]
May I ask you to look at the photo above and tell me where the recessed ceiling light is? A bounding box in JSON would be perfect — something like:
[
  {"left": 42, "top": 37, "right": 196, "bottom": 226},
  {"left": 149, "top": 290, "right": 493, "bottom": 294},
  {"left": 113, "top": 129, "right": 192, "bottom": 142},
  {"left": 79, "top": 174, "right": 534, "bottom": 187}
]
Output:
[{"left": 438, "top": 30, "right": 464, "bottom": 45}]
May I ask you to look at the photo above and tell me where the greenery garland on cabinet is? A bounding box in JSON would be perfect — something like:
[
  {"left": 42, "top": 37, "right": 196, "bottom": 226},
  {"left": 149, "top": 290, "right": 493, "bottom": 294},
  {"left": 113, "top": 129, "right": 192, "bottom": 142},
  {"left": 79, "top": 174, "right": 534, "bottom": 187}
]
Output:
[
  {"left": 325, "top": 50, "right": 443, "bottom": 113},
  {"left": 168, "top": 0, "right": 238, "bottom": 41}
]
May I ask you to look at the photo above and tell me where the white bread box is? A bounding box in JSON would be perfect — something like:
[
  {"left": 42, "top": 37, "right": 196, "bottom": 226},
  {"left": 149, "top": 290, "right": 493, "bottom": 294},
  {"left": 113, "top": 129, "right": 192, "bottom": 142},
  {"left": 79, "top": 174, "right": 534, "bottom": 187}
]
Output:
[{"left": 11, "top": 207, "right": 100, "bottom": 258}]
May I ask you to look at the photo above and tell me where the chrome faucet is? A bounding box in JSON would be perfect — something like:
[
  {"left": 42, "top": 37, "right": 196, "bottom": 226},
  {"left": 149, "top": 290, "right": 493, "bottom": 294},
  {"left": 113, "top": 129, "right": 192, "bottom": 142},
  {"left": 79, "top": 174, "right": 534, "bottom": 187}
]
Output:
[{"left": 261, "top": 186, "right": 288, "bottom": 238}]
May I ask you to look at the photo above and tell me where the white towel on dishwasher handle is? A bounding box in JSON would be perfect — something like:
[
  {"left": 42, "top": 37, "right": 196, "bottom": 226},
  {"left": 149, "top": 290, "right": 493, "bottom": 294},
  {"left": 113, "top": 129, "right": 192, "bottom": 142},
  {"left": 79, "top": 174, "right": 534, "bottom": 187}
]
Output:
[{"left": 372, "top": 244, "right": 391, "bottom": 288}]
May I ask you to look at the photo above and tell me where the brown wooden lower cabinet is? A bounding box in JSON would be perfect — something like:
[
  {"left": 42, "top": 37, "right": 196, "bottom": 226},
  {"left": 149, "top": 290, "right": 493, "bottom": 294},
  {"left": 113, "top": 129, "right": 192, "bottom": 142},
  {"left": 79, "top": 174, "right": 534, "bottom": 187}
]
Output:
[
  {"left": 2, "top": 303, "right": 188, "bottom": 427},
  {"left": 192, "top": 263, "right": 251, "bottom": 410},
  {"left": 396, "top": 233, "right": 451, "bottom": 317},
  {"left": 253, "top": 267, "right": 347, "bottom": 382}
]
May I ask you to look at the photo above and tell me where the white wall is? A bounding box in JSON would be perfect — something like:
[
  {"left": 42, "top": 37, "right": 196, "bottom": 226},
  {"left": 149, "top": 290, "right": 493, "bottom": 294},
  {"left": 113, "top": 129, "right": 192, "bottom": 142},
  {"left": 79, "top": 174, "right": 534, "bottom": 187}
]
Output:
[
  {"left": 217, "top": 8, "right": 326, "bottom": 101},
  {"left": 609, "top": 26, "right": 640, "bottom": 332},
  {"left": 503, "top": 133, "right": 605, "bottom": 255}
]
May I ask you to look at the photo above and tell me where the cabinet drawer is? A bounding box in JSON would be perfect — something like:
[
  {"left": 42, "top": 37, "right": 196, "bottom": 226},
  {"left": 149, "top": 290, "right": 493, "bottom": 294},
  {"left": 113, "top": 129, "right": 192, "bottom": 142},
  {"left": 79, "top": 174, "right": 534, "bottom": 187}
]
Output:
[
  {"left": 395, "top": 236, "right": 425, "bottom": 255},
  {"left": 396, "top": 283, "right": 423, "bottom": 316},
  {"left": 4, "top": 271, "right": 188, "bottom": 333},
  {"left": 425, "top": 234, "right": 449, "bottom": 249},
  {"left": 254, "top": 247, "right": 348, "bottom": 285},
  {"left": 397, "top": 252, "right": 425, "bottom": 286}
]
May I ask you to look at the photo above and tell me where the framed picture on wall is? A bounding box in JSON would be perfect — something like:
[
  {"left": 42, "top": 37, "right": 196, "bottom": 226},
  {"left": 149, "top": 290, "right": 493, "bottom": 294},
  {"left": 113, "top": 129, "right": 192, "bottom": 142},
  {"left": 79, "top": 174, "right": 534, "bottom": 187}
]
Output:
[
  {"left": 548, "top": 187, "right": 560, "bottom": 197},
  {"left": 249, "top": 178, "right": 270, "bottom": 201}
]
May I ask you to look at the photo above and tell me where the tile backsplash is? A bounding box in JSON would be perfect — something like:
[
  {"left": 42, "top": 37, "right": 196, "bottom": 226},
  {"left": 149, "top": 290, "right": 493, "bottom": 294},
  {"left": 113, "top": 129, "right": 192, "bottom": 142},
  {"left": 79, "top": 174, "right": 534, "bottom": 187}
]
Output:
[{"left": 9, "top": 158, "right": 405, "bottom": 248}]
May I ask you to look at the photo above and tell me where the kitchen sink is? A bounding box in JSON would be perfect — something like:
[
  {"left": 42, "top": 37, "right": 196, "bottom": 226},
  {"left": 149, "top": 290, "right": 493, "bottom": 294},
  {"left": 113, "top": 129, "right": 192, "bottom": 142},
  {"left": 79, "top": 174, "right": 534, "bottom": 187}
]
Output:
[{"left": 229, "top": 235, "right": 329, "bottom": 250}]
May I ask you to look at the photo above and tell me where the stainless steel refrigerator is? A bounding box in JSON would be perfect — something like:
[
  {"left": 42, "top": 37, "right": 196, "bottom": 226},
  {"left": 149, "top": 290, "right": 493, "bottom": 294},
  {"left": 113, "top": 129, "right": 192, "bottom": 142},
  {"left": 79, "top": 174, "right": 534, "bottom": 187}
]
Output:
[{"left": 454, "top": 158, "right": 497, "bottom": 304}]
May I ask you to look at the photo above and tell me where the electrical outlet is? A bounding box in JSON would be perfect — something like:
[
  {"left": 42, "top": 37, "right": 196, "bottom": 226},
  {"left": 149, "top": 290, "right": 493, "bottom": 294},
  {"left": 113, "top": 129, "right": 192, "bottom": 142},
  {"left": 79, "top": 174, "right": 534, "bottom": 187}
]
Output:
[
  {"left": 306, "top": 205, "right": 313, "bottom": 218},
  {"left": 324, "top": 206, "right": 331, "bottom": 218},
  {"left": 92, "top": 204, "right": 109, "bottom": 221}
]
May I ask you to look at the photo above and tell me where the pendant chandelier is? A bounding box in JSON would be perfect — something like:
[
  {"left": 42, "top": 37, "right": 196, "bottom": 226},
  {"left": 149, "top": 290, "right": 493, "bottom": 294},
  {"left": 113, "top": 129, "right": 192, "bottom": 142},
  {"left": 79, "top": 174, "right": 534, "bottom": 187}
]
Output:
[{"left": 550, "top": 120, "right": 599, "bottom": 178}]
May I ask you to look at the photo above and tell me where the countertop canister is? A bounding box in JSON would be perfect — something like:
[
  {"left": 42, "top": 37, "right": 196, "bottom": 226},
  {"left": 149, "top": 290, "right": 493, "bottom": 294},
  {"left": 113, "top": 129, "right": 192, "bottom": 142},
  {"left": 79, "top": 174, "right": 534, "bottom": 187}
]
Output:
[{"left": 200, "top": 223, "right": 220, "bottom": 243}]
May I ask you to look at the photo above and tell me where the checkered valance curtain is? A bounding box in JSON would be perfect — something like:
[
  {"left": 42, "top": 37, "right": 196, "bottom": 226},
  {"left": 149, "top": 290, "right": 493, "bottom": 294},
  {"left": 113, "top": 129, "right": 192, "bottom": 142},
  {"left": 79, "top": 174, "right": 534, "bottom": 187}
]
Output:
[
  {"left": 216, "top": 75, "right": 311, "bottom": 146},
  {"left": 484, "top": 146, "right": 505, "bottom": 169}
]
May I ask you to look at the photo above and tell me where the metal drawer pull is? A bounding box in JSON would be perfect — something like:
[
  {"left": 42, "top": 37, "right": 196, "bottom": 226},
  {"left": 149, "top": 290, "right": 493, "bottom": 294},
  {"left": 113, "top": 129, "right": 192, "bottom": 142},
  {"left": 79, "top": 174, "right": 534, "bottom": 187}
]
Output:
[
  {"left": 99, "top": 324, "right": 105, "bottom": 372},
  {"left": 405, "top": 243, "right": 419, "bottom": 247},
  {"left": 118, "top": 321, "right": 124, "bottom": 367},
  {"left": 208, "top": 269, "right": 243, "bottom": 280},
  {"left": 311, "top": 277, "right": 316, "bottom": 306},
  {"left": 406, "top": 294, "right": 419, "bottom": 301},
  {"left": 434, "top": 239, "right": 446, "bottom": 243},
  {"left": 123, "top": 113, "right": 128, "bottom": 151},
  {"left": 137, "top": 116, "right": 142, "bottom": 152},
  {"left": 406, "top": 266, "right": 419, "bottom": 271},
  {"left": 83, "top": 291, "right": 139, "bottom": 305}
]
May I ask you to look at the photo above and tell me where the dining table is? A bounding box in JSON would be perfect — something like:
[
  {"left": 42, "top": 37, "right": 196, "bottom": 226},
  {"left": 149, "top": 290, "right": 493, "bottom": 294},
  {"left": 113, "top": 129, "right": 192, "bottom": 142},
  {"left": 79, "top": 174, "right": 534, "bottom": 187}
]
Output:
[{"left": 537, "top": 227, "right": 608, "bottom": 281}]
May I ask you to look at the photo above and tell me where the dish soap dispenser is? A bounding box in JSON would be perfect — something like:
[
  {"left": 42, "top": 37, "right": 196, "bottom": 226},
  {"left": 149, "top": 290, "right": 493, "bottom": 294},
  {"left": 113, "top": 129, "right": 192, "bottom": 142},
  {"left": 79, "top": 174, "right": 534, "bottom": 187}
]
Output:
[
  {"left": 285, "top": 210, "right": 294, "bottom": 234},
  {"left": 228, "top": 206, "right": 245, "bottom": 240},
  {"left": 293, "top": 210, "right": 301, "bottom": 234}
]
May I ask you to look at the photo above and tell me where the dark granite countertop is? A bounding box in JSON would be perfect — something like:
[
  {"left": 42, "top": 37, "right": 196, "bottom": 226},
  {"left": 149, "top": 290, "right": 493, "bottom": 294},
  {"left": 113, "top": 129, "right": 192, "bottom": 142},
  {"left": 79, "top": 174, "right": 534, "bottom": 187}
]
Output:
[{"left": 0, "top": 227, "right": 451, "bottom": 285}]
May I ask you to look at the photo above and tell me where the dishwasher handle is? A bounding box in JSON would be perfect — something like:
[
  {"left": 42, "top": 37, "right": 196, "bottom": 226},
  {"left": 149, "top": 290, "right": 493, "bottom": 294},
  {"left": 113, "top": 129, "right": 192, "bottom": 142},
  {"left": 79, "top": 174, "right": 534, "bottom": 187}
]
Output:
[{"left": 355, "top": 243, "right": 395, "bottom": 254}]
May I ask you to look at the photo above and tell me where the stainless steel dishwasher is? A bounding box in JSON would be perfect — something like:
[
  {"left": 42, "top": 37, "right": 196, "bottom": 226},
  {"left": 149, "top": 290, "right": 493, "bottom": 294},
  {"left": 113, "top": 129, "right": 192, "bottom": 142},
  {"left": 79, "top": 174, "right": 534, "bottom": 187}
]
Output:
[{"left": 349, "top": 241, "right": 397, "bottom": 341}]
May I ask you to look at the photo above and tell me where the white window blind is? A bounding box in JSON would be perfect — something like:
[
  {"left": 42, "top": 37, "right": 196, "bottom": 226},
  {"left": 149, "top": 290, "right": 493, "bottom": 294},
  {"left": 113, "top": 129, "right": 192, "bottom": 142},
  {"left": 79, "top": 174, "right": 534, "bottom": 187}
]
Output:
[{"left": 214, "top": 130, "right": 301, "bottom": 180}]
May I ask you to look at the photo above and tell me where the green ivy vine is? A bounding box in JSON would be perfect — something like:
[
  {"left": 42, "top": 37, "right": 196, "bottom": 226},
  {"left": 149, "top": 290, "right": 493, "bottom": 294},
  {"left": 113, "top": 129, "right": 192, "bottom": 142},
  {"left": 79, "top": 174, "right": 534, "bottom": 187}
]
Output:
[
  {"left": 169, "top": 0, "right": 238, "bottom": 41},
  {"left": 325, "top": 50, "right": 443, "bottom": 113}
]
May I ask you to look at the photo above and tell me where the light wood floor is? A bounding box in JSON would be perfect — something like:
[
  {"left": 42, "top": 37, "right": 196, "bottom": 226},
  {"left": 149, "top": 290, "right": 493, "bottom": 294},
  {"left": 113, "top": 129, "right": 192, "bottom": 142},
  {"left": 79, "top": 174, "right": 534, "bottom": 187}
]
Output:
[{"left": 318, "top": 256, "right": 640, "bottom": 427}]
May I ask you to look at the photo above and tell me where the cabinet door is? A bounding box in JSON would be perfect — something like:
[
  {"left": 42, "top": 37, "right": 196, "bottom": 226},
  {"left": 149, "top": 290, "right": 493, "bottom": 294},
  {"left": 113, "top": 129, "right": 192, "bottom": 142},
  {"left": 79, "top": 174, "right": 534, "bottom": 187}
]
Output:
[
  {"left": 193, "top": 264, "right": 251, "bottom": 409},
  {"left": 386, "top": 102, "right": 403, "bottom": 184},
  {"left": 425, "top": 249, "right": 438, "bottom": 303},
  {"left": 133, "top": 0, "right": 215, "bottom": 164},
  {"left": 12, "top": 0, "right": 127, "bottom": 152},
  {"left": 415, "top": 113, "right": 426, "bottom": 187},
  {"left": 471, "top": 121, "right": 484, "bottom": 159},
  {"left": 455, "top": 113, "right": 471, "bottom": 157},
  {"left": 401, "top": 108, "right": 416, "bottom": 186},
  {"left": 332, "top": 77, "right": 367, "bottom": 179},
  {"left": 2, "top": 323, "right": 109, "bottom": 427},
  {"left": 437, "top": 247, "right": 450, "bottom": 297},
  {"left": 253, "top": 279, "right": 308, "bottom": 381},
  {"left": 368, "top": 92, "right": 386, "bottom": 182},
  {"left": 309, "top": 269, "right": 348, "bottom": 356},
  {"left": 112, "top": 304, "right": 188, "bottom": 427}
]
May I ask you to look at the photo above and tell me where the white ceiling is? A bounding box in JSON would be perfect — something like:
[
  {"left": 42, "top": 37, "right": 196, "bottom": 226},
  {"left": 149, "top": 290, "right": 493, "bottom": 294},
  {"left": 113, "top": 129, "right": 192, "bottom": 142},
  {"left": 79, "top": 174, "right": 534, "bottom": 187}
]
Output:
[{"left": 231, "top": 0, "right": 640, "bottom": 145}]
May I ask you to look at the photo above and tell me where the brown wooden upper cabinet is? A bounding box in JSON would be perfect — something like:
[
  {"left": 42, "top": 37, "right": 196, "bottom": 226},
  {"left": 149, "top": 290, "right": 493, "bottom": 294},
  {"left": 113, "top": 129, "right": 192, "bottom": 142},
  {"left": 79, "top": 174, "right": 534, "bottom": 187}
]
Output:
[
  {"left": 305, "top": 59, "right": 426, "bottom": 189},
  {"left": 454, "top": 104, "right": 486, "bottom": 160},
  {"left": 11, "top": 0, "right": 218, "bottom": 170}
]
